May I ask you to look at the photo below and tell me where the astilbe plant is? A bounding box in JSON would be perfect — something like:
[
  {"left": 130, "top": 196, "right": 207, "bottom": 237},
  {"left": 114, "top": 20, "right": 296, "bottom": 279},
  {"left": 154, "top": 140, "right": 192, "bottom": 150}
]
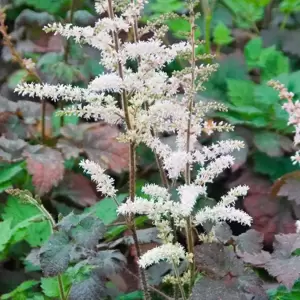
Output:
[{"left": 15, "top": 0, "right": 252, "bottom": 298}]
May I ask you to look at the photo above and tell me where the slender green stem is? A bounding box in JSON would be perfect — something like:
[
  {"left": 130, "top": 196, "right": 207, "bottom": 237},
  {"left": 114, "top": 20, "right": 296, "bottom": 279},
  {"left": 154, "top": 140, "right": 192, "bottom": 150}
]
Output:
[
  {"left": 172, "top": 262, "right": 187, "bottom": 300},
  {"left": 280, "top": 13, "right": 289, "bottom": 31},
  {"left": 201, "top": 0, "right": 212, "bottom": 56},
  {"left": 204, "top": 14, "right": 212, "bottom": 55},
  {"left": 58, "top": 275, "right": 66, "bottom": 300}
]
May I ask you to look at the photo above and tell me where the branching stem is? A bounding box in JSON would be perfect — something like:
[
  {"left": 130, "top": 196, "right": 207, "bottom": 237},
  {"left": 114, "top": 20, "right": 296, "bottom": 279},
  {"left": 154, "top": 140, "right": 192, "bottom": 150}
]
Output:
[
  {"left": 107, "top": 1, "right": 150, "bottom": 298},
  {"left": 0, "top": 9, "right": 46, "bottom": 143}
]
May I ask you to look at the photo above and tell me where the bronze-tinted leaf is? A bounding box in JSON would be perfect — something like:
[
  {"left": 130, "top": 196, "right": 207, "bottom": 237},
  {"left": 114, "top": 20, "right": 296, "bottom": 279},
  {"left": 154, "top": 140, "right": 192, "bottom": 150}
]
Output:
[
  {"left": 194, "top": 243, "right": 244, "bottom": 279},
  {"left": 24, "top": 146, "right": 64, "bottom": 195},
  {"left": 54, "top": 172, "right": 98, "bottom": 208},
  {"left": 58, "top": 123, "right": 129, "bottom": 173}
]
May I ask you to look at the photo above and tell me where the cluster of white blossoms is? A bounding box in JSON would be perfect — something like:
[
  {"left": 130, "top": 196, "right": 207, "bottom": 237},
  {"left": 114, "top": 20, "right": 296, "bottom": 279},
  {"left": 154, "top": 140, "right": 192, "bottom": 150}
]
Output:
[
  {"left": 269, "top": 80, "right": 300, "bottom": 165},
  {"left": 15, "top": 0, "right": 252, "bottom": 273}
]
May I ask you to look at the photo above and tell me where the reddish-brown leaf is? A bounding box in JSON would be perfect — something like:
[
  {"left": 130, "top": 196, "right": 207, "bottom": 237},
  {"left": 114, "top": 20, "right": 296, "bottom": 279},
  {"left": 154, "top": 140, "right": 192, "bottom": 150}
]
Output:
[
  {"left": 24, "top": 146, "right": 64, "bottom": 195},
  {"left": 58, "top": 123, "right": 129, "bottom": 173},
  {"left": 83, "top": 123, "right": 129, "bottom": 173},
  {"left": 194, "top": 243, "right": 244, "bottom": 279},
  {"left": 229, "top": 170, "right": 296, "bottom": 246},
  {"left": 271, "top": 171, "right": 300, "bottom": 199},
  {"left": 276, "top": 178, "right": 300, "bottom": 205},
  {"left": 265, "top": 234, "right": 300, "bottom": 289},
  {"left": 54, "top": 171, "right": 98, "bottom": 208}
]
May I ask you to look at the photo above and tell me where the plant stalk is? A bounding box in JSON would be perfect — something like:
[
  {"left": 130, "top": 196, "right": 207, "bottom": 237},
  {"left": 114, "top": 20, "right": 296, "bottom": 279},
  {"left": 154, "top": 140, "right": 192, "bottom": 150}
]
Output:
[
  {"left": 60, "top": 0, "right": 76, "bottom": 127},
  {"left": 172, "top": 261, "right": 187, "bottom": 300},
  {"left": 107, "top": 1, "right": 150, "bottom": 298},
  {"left": 130, "top": 0, "right": 170, "bottom": 190},
  {"left": 0, "top": 9, "right": 46, "bottom": 143},
  {"left": 185, "top": 4, "right": 197, "bottom": 294}
]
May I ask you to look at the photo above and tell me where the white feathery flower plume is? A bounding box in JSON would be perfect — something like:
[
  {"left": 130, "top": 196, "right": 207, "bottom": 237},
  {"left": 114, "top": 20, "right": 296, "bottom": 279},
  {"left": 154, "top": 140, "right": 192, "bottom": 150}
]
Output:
[
  {"left": 80, "top": 160, "right": 117, "bottom": 197},
  {"left": 139, "top": 243, "right": 186, "bottom": 268}
]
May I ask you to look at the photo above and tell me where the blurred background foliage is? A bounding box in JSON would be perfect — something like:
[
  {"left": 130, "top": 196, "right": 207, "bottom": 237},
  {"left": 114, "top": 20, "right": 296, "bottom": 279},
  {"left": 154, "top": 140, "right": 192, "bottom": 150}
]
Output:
[{"left": 2, "top": 0, "right": 300, "bottom": 299}]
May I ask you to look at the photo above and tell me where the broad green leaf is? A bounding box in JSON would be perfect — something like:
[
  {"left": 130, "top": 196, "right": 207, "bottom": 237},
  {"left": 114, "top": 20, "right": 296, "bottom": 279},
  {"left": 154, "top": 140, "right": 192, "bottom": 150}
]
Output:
[
  {"left": 15, "top": 9, "right": 55, "bottom": 28},
  {"left": 253, "top": 131, "right": 283, "bottom": 157},
  {"left": 117, "top": 291, "right": 143, "bottom": 300},
  {"left": 254, "top": 152, "right": 299, "bottom": 181},
  {"left": 7, "top": 70, "right": 29, "bottom": 90},
  {"left": 0, "top": 181, "right": 13, "bottom": 193},
  {"left": 213, "top": 22, "right": 233, "bottom": 46},
  {"left": 14, "top": 0, "right": 71, "bottom": 14},
  {"left": 280, "top": 0, "right": 300, "bottom": 14},
  {"left": 37, "top": 53, "right": 63, "bottom": 73},
  {"left": 260, "top": 46, "right": 290, "bottom": 81},
  {"left": 0, "top": 161, "right": 25, "bottom": 184},
  {"left": 227, "top": 79, "right": 254, "bottom": 106},
  {"left": 148, "top": 0, "right": 184, "bottom": 14},
  {"left": 268, "top": 280, "right": 300, "bottom": 299},
  {"left": 244, "top": 37, "right": 263, "bottom": 69},
  {"left": 1, "top": 280, "right": 39, "bottom": 300},
  {"left": 86, "top": 194, "right": 127, "bottom": 225},
  {"left": 52, "top": 109, "right": 79, "bottom": 137},
  {"left": 2, "top": 196, "right": 51, "bottom": 247},
  {"left": 166, "top": 18, "right": 201, "bottom": 39},
  {"left": 0, "top": 219, "right": 12, "bottom": 252},
  {"left": 222, "top": 0, "right": 264, "bottom": 29},
  {"left": 254, "top": 84, "right": 279, "bottom": 110},
  {"left": 41, "top": 275, "right": 71, "bottom": 298}
]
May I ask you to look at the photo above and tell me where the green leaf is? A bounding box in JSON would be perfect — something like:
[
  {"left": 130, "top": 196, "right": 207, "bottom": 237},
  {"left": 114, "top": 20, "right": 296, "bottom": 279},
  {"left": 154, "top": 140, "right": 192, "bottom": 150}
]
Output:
[
  {"left": 0, "top": 181, "right": 13, "bottom": 193},
  {"left": 253, "top": 152, "right": 299, "bottom": 181},
  {"left": 222, "top": 0, "right": 264, "bottom": 29},
  {"left": 40, "top": 231, "right": 72, "bottom": 276},
  {"left": 227, "top": 79, "right": 254, "bottom": 106},
  {"left": 253, "top": 131, "right": 283, "bottom": 157},
  {"left": 15, "top": 0, "right": 71, "bottom": 14},
  {"left": 86, "top": 194, "right": 127, "bottom": 225},
  {"left": 268, "top": 280, "right": 300, "bottom": 299},
  {"left": 37, "top": 53, "right": 63, "bottom": 73},
  {"left": 166, "top": 18, "right": 201, "bottom": 39},
  {"left": 0, "top": 161, "right": 25, "bottom": 184},
  {"left": 52, "top": 109, "right": 79, "bottom": 136},
  {"left": 0, "top": 219, "right": 12, "bottom": 252},
  {"left": 7, "top": 70, "right": 29, "bottom": 90},
  {"left": 15, "top": 9, "right": 55, "bottom": 28},
  {"left": 254, "top": 84, "right": 279, "bottom": 111},
  {"left": 1, "top": 280, "right": 39, "bottom": 300},
  {"left": 244, "top": 37, "right": 263, "bottom": 69},
  {"left": 213, "top": 22, "right": 233, "bottom": 46},
  {"left": 280, "top": 0, "right": 300, "bottom": 14},
  {"left": 260, "top": 46, "right": 290, "bottom": 81},
  {"left": 2, "top": 196, "right": 51, "bottom": 247},
  {"left": 117, "top": 291, "right": 144, "bottom": 300},
  {"left": 41, "top": 275, "right": 71, "bottom": 298},
  {"left": 147, "top": 0, "right": 184, "bottom": 14}
]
